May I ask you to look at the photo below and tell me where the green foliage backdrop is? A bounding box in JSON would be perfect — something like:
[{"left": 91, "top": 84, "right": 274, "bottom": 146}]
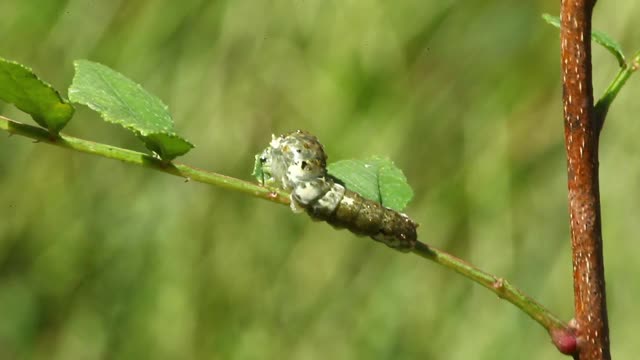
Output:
[{"left": 1, "top": 1, "right": 638, "bottom": 359}]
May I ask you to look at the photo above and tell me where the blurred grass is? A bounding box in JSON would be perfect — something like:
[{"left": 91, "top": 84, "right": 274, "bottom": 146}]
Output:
[{"left": 1, "top": 0, "right": 639, "bottom": 359}]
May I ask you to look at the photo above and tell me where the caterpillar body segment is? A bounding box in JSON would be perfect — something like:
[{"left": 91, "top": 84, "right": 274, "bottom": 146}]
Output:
[{"left": 301, "top": 181, "right": 417, "bottom": 252}]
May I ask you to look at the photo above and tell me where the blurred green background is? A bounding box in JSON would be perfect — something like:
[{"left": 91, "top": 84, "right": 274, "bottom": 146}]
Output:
[{"left": 1, "top": 1, "right": 639, "bottom": 359}]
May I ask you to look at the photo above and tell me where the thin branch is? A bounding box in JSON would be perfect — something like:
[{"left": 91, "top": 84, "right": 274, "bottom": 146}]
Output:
[
  {"left": 560, "top": 0, "right": 611, "bottom": 359},
  {"left": 0, "top": 115, "right": 290, "bottom": 205},
  {"left": 412, "top": 243, "right": 567, "bottom": 332},
  {"left": 0, "top": 114, "right": 569, "bottom": 337},
  {"left": 595, "top": 49, "right": 640, "bottom": 133}
]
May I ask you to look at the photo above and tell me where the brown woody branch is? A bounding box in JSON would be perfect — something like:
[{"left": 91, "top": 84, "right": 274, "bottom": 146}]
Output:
[{"left": 560, "top": 0, "right": 611, "bottom": 359}]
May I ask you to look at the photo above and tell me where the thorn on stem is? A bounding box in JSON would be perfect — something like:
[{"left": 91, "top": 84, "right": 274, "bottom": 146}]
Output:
[
  {"left": 184, "top": 177, "right": 191, "bottom": 183},
  {"left": 492, "top": 277, "right": 506, "bottom": 298},
  {"left": 568, "top": 318, "right": 578, "bottom": 330},
  {"left": 33, "top": 139, "right": 40, "bottom": 143}
]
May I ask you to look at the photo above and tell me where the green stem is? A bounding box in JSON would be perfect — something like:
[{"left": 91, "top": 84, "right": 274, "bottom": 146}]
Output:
[
  {"left": 595, "top": 49, "right": 640, "bottom": 129},
  {"left": 412, "top": 242, "right": 567, "bottom": 331},
  {"left": 0, "top": 115, "right": 290, "bottom": 205},
  {"left": 0, "top": 114, "right": 568, "bottom": 333}
]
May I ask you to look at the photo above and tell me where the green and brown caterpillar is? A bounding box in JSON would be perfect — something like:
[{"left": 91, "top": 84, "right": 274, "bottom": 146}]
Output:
[{"left": 254, "top": 130, "right": 417, "bottom": 252}]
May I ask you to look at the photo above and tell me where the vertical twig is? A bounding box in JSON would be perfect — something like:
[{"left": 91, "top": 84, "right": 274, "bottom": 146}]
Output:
[{"left": 560, "top": 1, "right": 611, "bottom": 359}]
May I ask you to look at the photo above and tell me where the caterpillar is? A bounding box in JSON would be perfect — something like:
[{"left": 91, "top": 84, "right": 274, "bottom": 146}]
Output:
[{"left": 255, "top": 130, "right": 417, "bottom": 252}]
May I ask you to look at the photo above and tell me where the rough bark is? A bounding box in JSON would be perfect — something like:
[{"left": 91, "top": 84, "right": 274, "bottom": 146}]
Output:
[{"left": 560, "top": 0, "right": 611, "bottom": 359}]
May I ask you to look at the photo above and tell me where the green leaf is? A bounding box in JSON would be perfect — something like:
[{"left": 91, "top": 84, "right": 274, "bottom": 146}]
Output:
[
  {"left": 68, "top": 60, "right": 193, "bottom": 160},
  {"left": 591, "top": 30, "right": 626, "bottom": 67},
  {"left": 541, "top": 13, "right": 561, "bottom": 28},
  {"left": 327, "top": 156, "right": 414, "bottom": 211},
  {"left": 542, "top": 14, "right": 626, "bottom": 67},
  {"left": 0, "top": 57, "right": 74, "bottom": 133}
]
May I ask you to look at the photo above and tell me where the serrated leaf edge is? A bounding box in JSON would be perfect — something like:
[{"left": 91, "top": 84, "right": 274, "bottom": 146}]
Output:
[
  {"left": 70, "top": 60, "right": 177, "bottom": 133},
  {"left": 0, "top": 57, "right": 74, "bottom": 132},
  {"left": 69, "top": 60, "right": 194, "bottom": 159}
]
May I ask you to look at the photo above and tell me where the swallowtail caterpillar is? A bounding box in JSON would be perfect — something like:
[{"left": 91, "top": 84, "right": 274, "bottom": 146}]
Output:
[{"left": 254, "top": 130, "right": 417, "bottom": 252}]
